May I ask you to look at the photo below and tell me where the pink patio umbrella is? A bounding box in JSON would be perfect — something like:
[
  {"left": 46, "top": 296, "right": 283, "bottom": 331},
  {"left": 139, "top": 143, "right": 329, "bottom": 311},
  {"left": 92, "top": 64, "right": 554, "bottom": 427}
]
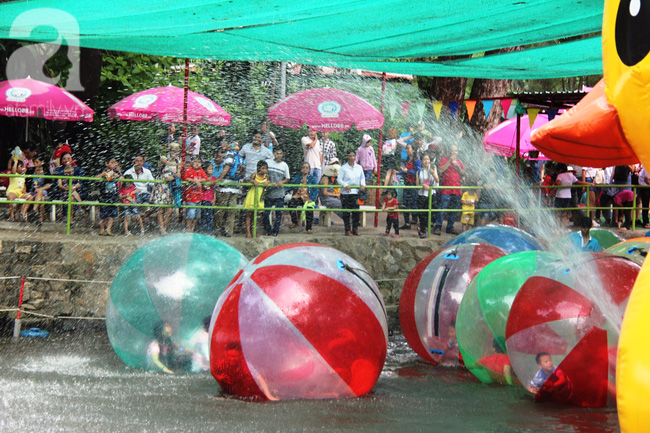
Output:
[
  {"left": 268, "top": 87, "right": 384, "bottom": 131},
  {"left": 0, "top": 77, "right": 94, "bottom": 137},
  {"left": 484, "top": 114, "right": 550, "bottom": 160},
  {"left": 107, "top": 85, "right": 230, "bottom": 125}
]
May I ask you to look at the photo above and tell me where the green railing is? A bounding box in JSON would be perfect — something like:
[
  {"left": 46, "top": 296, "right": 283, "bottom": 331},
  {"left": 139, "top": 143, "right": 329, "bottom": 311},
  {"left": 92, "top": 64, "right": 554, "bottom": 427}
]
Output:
[{"left": 0, "top": 172, "right": 646, "bottom": 236}]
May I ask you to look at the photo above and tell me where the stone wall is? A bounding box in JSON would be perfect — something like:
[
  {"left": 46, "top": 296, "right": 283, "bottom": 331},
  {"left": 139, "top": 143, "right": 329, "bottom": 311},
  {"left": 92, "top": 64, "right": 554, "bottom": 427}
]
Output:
[{"left": 0, "top": 234, "right": 446, "bottom": 326}]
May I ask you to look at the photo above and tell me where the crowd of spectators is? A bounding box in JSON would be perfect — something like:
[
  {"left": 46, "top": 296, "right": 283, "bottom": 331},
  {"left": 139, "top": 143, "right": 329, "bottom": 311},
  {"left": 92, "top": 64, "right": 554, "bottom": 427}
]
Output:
[{"left": 2, "top": 121, "right": 646, "bottom": 237}]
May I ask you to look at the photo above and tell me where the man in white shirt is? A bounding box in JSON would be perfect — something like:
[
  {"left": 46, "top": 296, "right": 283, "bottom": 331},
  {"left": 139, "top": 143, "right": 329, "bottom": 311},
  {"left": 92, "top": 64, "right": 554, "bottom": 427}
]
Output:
[
  {"left": 240, "top": 131, "right": 273, "bottom": 180},
  {"left": 124, "top": 155, "right": 154, "bottom": 203},
  {"left": 124, "top": 155, "right": 155, "bottom": 224},
  {"left": 301, "top": 129, "right": 323, "bottom": 183},
  {"left": 337, "top": 151, "right": 366, "bottom": 236}
]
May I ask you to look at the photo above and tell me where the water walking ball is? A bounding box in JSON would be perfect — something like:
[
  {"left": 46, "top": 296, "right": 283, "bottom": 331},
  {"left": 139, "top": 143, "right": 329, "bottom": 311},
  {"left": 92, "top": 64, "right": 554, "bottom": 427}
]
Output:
[
  {"left": 444, "top": 224, "right": 543, "bottom": 254},
  {"left": 399, "top": 243, "right": 507, "bottom": 366},
  {"left": 456, "top": 251, "right": 559, "bottom": 385},
  {"left": 106, "top": 234, "right": 248, "bottom": 372},
  {"left": 209, "top": 243, "right": 388, "bottom": 400},
  {"left": 505, "top": 253, "right": 640, "bottom": 407},
  {"left": 605, "top": 237, "right": 650, "bottom": 266}
]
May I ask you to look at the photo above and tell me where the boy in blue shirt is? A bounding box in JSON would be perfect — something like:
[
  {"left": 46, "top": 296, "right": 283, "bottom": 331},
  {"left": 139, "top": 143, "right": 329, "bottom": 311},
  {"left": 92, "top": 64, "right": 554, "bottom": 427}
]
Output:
[{"left": 568, "top": 215, "right": 602, "bottom": 252}]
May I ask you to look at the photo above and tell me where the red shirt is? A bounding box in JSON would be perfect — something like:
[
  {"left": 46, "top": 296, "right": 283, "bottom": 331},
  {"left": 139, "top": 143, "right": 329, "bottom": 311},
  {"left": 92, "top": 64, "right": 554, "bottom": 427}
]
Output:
[
  {"left": 119, "top": 183, "right": 137, "bottom": 204},
  {"left": 439, "top": 156, "right": 463, "bottom": 195},
  {"left": 183, "top": 167, "right": 207, "bottom": 203},
  {"left": 384, "top": 197, "right": 399, "bottom": 219}
]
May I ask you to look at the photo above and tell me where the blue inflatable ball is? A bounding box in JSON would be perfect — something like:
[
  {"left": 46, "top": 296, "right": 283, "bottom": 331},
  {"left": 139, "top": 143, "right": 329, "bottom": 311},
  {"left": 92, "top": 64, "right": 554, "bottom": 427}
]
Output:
[
  {"left": 106, "top": 234, "right": 248, "bottom": 373},
  {"left": 444, "top": 224, "right": 543, "bottom": 253}
]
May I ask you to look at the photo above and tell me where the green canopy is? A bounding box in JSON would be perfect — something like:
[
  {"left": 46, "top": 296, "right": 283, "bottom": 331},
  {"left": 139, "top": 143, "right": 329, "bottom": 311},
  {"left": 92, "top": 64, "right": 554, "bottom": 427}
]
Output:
[{"left": 0, "top": 0, "right": 603, "bottom": 78}]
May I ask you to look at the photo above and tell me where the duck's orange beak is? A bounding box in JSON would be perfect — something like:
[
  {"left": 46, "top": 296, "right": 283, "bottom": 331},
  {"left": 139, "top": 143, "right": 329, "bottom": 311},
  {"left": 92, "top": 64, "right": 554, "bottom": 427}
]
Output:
[{"left": 530, "top": 79, "right": 638, "bottom": 167}]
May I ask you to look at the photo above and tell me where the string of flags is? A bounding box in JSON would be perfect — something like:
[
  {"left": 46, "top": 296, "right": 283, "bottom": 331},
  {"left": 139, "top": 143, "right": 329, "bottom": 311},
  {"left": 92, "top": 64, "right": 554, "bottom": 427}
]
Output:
[{"left": 387, "top": 99, "right": 561, "bottom": 124}]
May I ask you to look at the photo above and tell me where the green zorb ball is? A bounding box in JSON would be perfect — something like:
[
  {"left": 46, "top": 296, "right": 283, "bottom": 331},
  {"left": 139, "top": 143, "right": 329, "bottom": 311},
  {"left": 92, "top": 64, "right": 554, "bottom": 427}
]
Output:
[
  {"left": 456, "top": 251, "right": 558, "bottom": 385},
  {"left": 106, "top": 234, "right": 248, "bottom": 372}
]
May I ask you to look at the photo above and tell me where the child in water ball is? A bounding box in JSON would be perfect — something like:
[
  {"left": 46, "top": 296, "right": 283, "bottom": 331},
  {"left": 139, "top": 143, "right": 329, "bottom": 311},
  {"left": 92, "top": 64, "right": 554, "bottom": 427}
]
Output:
[
  {"left": 527, "top": 352, "right": 573, "bottom": 403},
  {"left": 527, "top": 352, "right": 556, "bottom": 393}
]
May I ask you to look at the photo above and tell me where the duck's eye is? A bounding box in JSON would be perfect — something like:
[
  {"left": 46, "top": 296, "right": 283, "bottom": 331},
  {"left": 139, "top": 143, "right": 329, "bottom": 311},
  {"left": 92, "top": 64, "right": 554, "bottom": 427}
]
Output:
[{"left": 616, "top": 0, "right": 650, "bottom": 66}]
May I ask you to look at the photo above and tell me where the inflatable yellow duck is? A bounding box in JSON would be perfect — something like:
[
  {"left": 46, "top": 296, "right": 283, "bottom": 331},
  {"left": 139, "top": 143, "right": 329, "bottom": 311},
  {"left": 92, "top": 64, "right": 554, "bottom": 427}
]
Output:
[{"left": 604, "top": 1, "right": 650, "bottom": 432}]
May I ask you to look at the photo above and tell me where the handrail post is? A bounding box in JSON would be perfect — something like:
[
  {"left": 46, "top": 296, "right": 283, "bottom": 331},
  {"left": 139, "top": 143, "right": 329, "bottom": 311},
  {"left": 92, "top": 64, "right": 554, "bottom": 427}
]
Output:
[
  {"left": 633, "top": 186, "right": 637, "bottom": 232},
  {"left": 252, "top": 184, "right": 259, "bottom": 238},
  {"left": 66, "top": 177, "right": 73, "bottom": 235},
  {"left": 586, "top": 184, "right": 591, "bottom": 222},
  {"left": 427, "top": 187, "right": 433, "bottom": 237}
]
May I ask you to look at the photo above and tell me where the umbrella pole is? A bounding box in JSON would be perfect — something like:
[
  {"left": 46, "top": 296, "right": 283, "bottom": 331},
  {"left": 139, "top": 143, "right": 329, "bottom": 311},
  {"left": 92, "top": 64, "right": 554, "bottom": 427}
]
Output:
[
  {"left": 181, "top": 58, "right": 190, "bottom": 162},
  {"left": 25, "top": 117, "right": 28, "bottom": 142},
  {"left": 374, "top": 72, "right": 387, "bottom": 228},
  {"left": 179, "top": 58, "right": 190, "bottom": 225},
  {"left": 515, "top": 113, "right": 521, "bottom": 227}
]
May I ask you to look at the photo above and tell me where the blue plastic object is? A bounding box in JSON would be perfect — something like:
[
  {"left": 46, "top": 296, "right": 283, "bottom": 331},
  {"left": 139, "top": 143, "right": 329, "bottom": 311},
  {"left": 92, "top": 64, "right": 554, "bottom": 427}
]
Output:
[
  {"left": 444, "top": 224, "right": 543, "bottom": 253},
  {"left": 20, "top": 328, "right": 50, "bottom": 338}
]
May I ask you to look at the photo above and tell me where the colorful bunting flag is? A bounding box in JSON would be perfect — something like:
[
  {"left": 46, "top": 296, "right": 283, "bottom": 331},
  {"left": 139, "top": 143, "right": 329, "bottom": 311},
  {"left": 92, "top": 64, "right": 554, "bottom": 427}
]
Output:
[
  {"left": 388, "top": 102, "right": 398, "bottom": 119},
  {"left": 465, "top": 100, "right": 477, "bottom": 122},
  {"left": 432, "top": 101, "right": 443, "bottom": 120},
  {"left": 507, "top": 99, "right": 519, "bottom": 118},
  {"left": 482, "top": 100, "right": 494, "bottom": 118},
  {"left": 546, "top": 108, "right": 558, "bottom": 121},
  {"left": 401, "top": 102, "right": 410, "bottom": 120},
  {"left": 500, "top": 99, "right": 513, "bottom": 118},
  {"left": 415, "top": 102, "right": 426, "bottom": 121},
  {"left": 449, "top": 101, "right": 459, "bottom": 119},
  {"left": 527, "top": 108, "right": 540, "bottom": 127}
]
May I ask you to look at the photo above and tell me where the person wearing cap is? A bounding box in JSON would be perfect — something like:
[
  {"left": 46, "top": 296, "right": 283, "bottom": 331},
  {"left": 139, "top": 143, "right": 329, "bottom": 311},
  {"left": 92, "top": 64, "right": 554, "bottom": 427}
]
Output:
[
  {"left": 355, "top": 134, "right": 377, "bottom": 183},
  {"left": 320, "top": 161, "right": 343, "bottom": 217},
  {"left": 554, "top": 163, "right": 594, "bottom": 229}
]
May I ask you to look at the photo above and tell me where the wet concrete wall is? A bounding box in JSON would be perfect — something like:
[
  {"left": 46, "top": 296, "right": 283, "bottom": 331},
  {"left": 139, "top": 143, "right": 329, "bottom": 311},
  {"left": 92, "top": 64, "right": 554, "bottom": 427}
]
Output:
[{"left": 0, "top": 235, "right": 446, "bottom": 328}]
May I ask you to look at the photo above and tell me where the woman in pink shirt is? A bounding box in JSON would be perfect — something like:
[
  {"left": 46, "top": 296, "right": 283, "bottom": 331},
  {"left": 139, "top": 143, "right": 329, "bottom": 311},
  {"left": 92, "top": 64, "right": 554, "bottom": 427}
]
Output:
[{"left": 355, "top": 134, "right": 377, "bottom": 183}]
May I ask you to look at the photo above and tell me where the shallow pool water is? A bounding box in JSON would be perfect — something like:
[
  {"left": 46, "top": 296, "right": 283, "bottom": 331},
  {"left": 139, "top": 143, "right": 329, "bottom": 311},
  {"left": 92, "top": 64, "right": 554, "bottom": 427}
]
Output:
[{"left": 0, "top": 331, "right": 619, "bottom": 433}]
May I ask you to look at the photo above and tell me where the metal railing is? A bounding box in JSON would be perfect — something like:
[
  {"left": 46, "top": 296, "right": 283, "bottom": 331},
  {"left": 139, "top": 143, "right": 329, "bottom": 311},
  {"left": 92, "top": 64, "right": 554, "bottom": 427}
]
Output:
[{"left": 0, "top": 172, "right": 646, "bottom": 236}]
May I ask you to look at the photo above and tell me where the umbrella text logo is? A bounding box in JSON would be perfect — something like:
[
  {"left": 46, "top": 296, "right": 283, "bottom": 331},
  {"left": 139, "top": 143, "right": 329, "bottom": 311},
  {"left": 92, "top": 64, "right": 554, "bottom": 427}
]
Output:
[
  {"left": 195, "top": 96, "right": 218, "bottom": 113},
  {"left": 7, "top": 9, "right": 84, "bottom": 91},
  {"left": 318, "top": 101, "right": 342, "bottom": 118},
  {"left": 5, "top": 87, "right": 32, "bottom": 102},
  {"left": 133, "top": 95, "right": 158, "bottom": 108}
]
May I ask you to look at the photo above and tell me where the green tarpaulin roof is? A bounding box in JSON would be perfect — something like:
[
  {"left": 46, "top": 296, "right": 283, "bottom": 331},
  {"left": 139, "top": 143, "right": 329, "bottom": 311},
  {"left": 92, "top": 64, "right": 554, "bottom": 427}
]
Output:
[{"left": 0, "top": 0, "right": 603, "bottom": 78}]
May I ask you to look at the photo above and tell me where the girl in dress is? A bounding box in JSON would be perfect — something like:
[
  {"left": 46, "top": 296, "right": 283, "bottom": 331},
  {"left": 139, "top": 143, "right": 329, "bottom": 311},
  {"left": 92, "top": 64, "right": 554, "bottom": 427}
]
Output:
[{"left": 243, "top": 160, "right": 268, "bottom": 238}]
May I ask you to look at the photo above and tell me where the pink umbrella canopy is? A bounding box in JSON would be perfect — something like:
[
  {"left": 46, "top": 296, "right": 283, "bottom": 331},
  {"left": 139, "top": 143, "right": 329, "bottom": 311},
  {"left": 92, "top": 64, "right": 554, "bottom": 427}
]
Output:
[
  {"left": 0, "top": 77, "right": 94, "bottom": 122},
  {"left": 484, "top": 114, "right": 549, "bottom": 160},
  {"left": 107, "top": 85, "right": 230, "bottom": 125},
  {"left": 268, "top": 87, "right": 384, "bottom": 131}
]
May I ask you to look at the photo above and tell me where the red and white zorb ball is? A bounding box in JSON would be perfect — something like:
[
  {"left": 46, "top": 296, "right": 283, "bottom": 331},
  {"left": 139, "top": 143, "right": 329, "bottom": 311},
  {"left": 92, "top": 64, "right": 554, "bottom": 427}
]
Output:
[{"left": 209, "top": 243, "right": 388, "bottom": 400}]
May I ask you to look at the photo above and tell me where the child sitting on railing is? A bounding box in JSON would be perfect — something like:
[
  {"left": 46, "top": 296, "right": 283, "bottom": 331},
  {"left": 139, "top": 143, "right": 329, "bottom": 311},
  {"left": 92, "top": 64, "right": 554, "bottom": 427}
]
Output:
[{"left": 6, "top": 158, "right": 33, "bottom": 222}]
